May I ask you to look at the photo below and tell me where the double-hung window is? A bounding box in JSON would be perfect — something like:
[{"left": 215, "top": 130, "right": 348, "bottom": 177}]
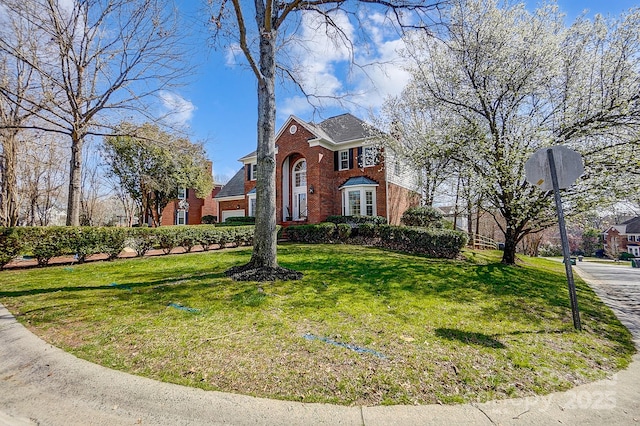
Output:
[{"left": 339, "top": 150, "right": 349, "bottom": 170}]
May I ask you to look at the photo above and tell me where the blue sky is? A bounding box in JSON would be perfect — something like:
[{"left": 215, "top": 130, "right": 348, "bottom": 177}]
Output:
[{"left": 168, "top": 1, "right": 639, "bottom": 183}]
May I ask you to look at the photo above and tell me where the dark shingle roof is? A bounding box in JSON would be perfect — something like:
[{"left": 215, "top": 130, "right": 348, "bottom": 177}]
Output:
[
  {"left": 215, "top": 168, "right": 245, "bottom": 198},
  {"left": 315, "top": 113, "right": 376, "bottom": 143},
  {"left": 624, "top": 217, "right": 640, "bottom": 233}
]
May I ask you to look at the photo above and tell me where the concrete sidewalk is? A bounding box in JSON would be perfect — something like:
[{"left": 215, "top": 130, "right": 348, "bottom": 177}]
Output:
[{"left": 1, "top": 263, "right": 639, "bottom": 425}]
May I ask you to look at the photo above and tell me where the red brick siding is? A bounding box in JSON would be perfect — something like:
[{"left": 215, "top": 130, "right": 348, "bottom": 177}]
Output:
[
  {"left": 160, "top": 185, "right": 223, "bottom": 226},
  {"left": 218, "top": 199, "right": 247, "bottom": 219},
  {"left": 272, "top": 120, "right": 390, "bottom": 224},
  {"left": 386, "top": 183, "right": 420, "bottom": 225}
]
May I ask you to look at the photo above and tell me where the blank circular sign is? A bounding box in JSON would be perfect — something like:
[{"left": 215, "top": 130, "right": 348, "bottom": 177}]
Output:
[{"left": 525, "top": 145, "right": 584, "bottom": 191}]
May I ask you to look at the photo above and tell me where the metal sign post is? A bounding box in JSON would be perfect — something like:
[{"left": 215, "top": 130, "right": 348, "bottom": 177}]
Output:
[
  {"left": 525, "top": 145, "right": 584, "bottom": 331},
  {"left": 547, "top": 149, "right": 581, "bottom": 331}
]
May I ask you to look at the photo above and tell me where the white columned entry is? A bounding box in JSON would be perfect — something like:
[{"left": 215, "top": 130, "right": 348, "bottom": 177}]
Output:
[{"left": 282, "top": 157, "right": 290, "bottom": 221}]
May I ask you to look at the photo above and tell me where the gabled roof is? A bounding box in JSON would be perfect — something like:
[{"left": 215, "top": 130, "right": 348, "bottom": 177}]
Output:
[
  {"left": 214, "top": 168, "right": 245, "bottom": 198},
  {"left": 240, "top": 113, "right": 380, "bottom": 161}
]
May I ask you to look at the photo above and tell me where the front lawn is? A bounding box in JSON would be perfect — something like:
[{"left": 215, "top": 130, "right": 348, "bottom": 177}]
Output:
[{"left": 0, "top": 244, "right": 634, "bottom": 405}]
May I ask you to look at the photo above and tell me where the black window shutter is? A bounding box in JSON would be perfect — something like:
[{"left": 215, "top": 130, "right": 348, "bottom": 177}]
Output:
[
  {"left": 246, "top": 164, "right": 251, "bottom": 181},
  {"left": 349, "top": 149, "right": 354, "bottom": 169},
  {"left": 334, "top": 151, "right": 339, "bottom": 171},
  {"left": 357, "top": 147, "right": 363, "bottom": 168}
]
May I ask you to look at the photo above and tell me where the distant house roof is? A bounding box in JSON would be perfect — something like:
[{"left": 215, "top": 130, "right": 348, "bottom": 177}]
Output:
[
  {"left": 338, "top": 176, "right": 378, "bottom": 189},
  {"left": 623, "top": 217, "right": 640, "bottom": 234},
  {"left": 215, "top": 168, "right": 245, "bottom": 198}
]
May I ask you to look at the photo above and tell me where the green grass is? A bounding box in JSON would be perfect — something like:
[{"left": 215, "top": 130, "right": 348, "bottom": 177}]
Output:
[{"left": 0, "top": 244, "right": 635, "bottom": 406}]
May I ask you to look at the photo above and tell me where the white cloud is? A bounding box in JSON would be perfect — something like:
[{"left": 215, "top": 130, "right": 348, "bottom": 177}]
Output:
[
  {"left": 280, "top": 9, "right": 411, "bottom": 116},
  {"left": 159, "top": 91, "right": 195, "bottom": 125}
]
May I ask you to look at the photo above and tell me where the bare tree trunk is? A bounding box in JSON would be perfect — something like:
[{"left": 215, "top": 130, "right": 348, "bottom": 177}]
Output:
[
  {"left": 1, "top": 132, "right": 19, "bottom": 226},
  {"left": 66, "top": 133, "right": 83, "bottom": 226},
  {"left": 249, "top": 27, "right": 278, "bottom": 269}
]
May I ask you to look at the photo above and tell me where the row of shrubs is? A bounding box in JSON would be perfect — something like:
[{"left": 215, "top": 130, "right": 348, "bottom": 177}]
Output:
[
  {"left": 286, "top": 222, "right": 468, "bottom": 259},
  {"left": 0, "top": 225, "right": 255, "bottom": 269}
]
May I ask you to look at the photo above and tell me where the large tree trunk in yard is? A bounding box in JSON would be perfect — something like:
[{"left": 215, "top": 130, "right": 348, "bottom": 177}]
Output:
[
  {"left": 66, "top": 133, "right": 83, "bottom": 226},
  {"left": 225, "top": 23, "right": 301, "bottom": 282},
  {"left": 501, "top": 226, "right": 521, "bottom": 265},
  {"left": 250, "top": 28, "right": 278, "bottom": 269}
]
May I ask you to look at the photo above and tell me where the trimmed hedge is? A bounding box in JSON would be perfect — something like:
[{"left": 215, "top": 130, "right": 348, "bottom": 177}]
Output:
[
  {"left": 377, "top": 225, "right": 468, "bottom": 259},
  {"left": 326, "top": 215, "right": 387, "bottom": 225},
  {"left": 286, "top": 222, "right": 337, "bottom": 243},
  {"left": 0, "top": 227, "right": 23, "bottom": 269},
  {"left": 0, "top": 225, "right": 256, "bottom": 269},
  {"left": 223, "top": 216, "right": 256, "bottom": 225},
  {"left": 285, "top": 222, "right": 468, "bottom": 259},
  {"left": 401, "top": 206, "right": 444, "bottom": 228}
]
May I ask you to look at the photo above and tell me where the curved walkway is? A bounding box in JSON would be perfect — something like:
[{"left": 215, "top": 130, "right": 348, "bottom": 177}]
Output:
[{"left": 1, "top": 260, "right": 639, "bottom": 425}]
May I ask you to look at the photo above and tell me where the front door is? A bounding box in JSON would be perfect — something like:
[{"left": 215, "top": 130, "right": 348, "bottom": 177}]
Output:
[{"left": 292, "top": 159, "right": 307, "bottom": 220}]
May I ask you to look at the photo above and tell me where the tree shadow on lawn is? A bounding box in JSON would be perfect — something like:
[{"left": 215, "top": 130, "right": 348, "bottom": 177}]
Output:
[
  {"left": 435, "top": 328, "right": 507, "bottom": 348},
  {"left": 283, "top": 255, "right": 571, "bottom": 317},
  {"left": 0, "top": 271, "right": 226, "bottom": 299}
]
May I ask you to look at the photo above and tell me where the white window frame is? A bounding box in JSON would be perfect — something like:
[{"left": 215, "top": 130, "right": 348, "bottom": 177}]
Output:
[
  {"left": 248, "top": 194, "right": 256, "bottom": 217},
  {"left": 341, "top": 185, "right": 377, "bottom": 217},
  {"left": 177, "top": 187, "right": 187, "bottom": 199},
  {"left": 363, "top": 146, "right": 377, "bottom": 168},
  {"left": 250, "top": 163, "right": 258, "bottom": 181},
  {"left": 339, "top": 149, "right": 349, "bottom": 171},
  {"left": 176, "top": 209, "right": 187, "bottom": 225}
]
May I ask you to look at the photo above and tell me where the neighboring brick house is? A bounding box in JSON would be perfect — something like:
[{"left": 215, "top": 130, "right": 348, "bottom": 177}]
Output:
[
  {"left": 603, "top": 216, "right": 640, "bottom": 258},
  {"left": 159, "top": 162, "right": 223, "bottom": 226},
  {"left": 159, "top": 184, "right": 223, "bottom": 226},
  {"left": 215, "top": 113, "right": 420, "bottom": 225}
]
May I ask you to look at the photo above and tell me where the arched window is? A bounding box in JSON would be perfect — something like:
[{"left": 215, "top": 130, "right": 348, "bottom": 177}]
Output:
[{"left": 293, "top": 159, "right": 306, "bottom": 187}]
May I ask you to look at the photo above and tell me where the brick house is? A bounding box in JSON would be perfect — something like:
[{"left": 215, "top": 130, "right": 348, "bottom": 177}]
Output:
[
  {"left": 159, "top": 162, "right": 223, "bottom": 226},
  {"left": 215, "top": 113, "right": 419, "bottom": 225},
  {"left": 603, "top": 216, "right": 640, "bottom": 258},
  {"left": 159, "top": 185, "right": 223, "bottom": 226}
]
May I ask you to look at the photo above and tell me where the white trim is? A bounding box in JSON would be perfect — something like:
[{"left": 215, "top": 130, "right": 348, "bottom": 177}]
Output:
[
  {"left": 176, "top": 209, "right": 187, "bottom": 225},
  {"left": 308, "top": 136, "right": 377, "bottom": 151},
  {"left": 363, "top": 146, "right": 377, "bottom": 167},
  {"left": 341, "top": 185, "right": 377, "bottom": 217},
  {"left": 292, "top": 159, "right": 307, "bottom": 220},
  {"left": 248, "top": 193, "right": 256, "bottom": 217},
  {"left": 282, "top": 157, "right": 290, "bottom": 221},
  {"left": 338, "top": 149, "right": 349, "bottom": 171},
  {"left": 215, "top": 195, "right": 244, "bottom": 202}
]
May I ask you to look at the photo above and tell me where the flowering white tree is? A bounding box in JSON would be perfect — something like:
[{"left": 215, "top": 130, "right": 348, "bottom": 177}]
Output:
[{"left": 399, "top": 0, "right": 640, "bottom": 264}]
